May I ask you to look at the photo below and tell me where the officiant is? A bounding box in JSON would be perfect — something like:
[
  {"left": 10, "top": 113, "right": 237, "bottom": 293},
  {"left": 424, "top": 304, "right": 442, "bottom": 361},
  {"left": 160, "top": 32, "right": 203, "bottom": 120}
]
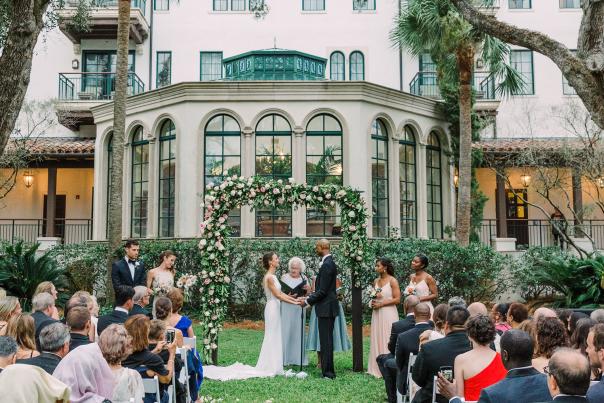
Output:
[{"left": 280, "top": 257, "right": 310, "bottom": 366}]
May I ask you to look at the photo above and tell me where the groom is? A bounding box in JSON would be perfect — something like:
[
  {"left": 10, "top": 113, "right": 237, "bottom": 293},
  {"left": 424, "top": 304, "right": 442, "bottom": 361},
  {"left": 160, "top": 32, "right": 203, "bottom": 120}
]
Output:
[
  {"left": 300, "top": 238, "right": 339, "bottom": 379},
  {"left": 111, "top": 239, "right": 147, "bottom": 295}
]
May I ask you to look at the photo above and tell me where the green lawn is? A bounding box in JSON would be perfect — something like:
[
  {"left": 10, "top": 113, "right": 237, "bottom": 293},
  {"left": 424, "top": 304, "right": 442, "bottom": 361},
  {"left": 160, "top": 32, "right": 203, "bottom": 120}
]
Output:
[{"left": 195, "top": 325, "right": 384, "bottom": 403}]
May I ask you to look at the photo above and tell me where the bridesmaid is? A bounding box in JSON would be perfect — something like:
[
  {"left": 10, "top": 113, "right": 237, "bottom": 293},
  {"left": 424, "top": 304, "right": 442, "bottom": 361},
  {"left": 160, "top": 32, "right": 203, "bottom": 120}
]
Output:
[
  {"left": 406, "top": 254, "right": 438, "bottom": 313},
  {"left": 147, "top": 250, "right": 176, "bottom": 294},
  {"left": 367, "top": 258, "right": 400, "bottom": 377}
]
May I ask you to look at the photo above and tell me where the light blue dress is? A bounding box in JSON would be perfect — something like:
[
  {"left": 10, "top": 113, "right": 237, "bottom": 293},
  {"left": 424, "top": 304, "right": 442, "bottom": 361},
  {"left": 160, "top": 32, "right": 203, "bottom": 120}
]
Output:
[
  {"left": 280, "top": 274, "right": 309, "bottom": 366},
  {"left": 305, "top": 302, "right": 351, "bottom": 352}
]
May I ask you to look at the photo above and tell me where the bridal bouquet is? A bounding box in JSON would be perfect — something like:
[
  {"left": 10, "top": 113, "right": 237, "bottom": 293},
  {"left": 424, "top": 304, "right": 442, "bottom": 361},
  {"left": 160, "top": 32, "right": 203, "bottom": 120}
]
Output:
[
  {"left": 176, "top": 274, "right": 198, "bottom": 302},
  {"left": 152, "top": 284, "right": 172, "bottom": 297}
]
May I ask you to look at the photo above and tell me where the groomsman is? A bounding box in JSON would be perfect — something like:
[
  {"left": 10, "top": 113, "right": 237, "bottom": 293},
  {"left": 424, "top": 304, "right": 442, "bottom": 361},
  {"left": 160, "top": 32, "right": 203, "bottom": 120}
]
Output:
[
  {"left": 111, "top": 239, "right": 147, "bottom": 294},
  {"left": 301, "top": 239, "right": 339, "bottom": 379}
]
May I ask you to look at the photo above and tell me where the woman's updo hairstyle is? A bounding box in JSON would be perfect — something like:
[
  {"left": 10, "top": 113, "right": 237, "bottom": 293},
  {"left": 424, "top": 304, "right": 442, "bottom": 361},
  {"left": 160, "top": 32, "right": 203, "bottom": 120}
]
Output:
[
  {"left": 415, "top": 253, "right": 429, "bottom": 269},
  {"left": 377, "top": 257, "right": 395, "bottom": 276},
  {"left": 158, "top": 250, "right": 176, "bottom": 274},
  {"left": 262, "top": 252, "right": 276, "bottom": 270},
  {"left": 154, "top": 296, "right": 173, "bottom": 321},
  {"left": 466, "top": 314, "right": 497, "bottom": 346}
]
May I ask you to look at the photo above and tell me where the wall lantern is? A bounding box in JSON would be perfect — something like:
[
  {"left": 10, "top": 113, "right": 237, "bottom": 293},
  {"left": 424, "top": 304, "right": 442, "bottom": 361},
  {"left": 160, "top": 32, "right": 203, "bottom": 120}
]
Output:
[
  {"left": 23, "top": 170, "right": 34, "bottom": 188},
  {"left": 453, "top": 168, "right": 459, "bottom": 188},
  {"left": 72, "top": 59, "right": 80, "bottom": 70},
  {"left": 597, "top": 177, "right": 604, "bottom": 189},
  {"left": 520, "top": 172, "right": 531, "bottom": 188}
]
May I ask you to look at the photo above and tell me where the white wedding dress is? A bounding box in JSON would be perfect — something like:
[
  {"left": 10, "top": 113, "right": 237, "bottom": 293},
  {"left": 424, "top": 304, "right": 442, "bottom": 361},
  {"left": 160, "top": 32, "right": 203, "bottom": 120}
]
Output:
[{"left": 203, "top": 274, "right": 284, "bottom": 380}]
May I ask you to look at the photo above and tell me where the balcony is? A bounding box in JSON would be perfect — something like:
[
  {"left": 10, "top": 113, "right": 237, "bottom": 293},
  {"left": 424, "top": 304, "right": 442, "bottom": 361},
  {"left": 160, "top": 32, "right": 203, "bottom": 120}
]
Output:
[
  {"left": 0, "top": 219, "right": 93, "bottom": 245},
  {"left": 56, "top": 72, "right": 145, "bottom": 129},
  {"left": 57, "top": 0, "right": 149, "bottom": 44},
  {"left": 409, "top": 72, "right": 440, "bottom": 99}
]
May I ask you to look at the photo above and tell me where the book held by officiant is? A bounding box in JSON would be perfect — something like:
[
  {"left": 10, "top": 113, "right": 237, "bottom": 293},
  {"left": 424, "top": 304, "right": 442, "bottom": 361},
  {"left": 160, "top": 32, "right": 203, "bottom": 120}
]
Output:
[{"left": 279, "top": 278, "right": 307, "bottom": 298}]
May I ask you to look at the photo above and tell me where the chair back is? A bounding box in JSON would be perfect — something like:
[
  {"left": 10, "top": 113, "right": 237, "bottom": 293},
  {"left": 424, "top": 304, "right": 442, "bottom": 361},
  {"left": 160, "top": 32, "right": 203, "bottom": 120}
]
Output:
[
  {"left": 142, "top": 375, "right": 161, "bottom": 403},
  {"left": 177, "top": 347, "right": 192, "bottom": 403},
  {"left": 183, "top": 336, "right": 197, "bottom": 349},
  {"left": 431, "top": 375, "right": 437, "bottom": 403}
]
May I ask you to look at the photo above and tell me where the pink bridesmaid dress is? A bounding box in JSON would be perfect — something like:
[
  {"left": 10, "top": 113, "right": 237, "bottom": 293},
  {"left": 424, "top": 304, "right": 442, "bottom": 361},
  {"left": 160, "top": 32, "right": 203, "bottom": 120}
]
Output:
[{"left": 367, "top": 281, "right": 399, "bottom": 377}]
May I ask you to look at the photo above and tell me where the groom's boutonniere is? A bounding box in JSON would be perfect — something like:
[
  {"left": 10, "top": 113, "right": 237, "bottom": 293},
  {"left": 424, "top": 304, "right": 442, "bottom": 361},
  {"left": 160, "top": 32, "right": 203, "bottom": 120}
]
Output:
[{"left": 134, "top": 261, "right": 140, "bottom": 268}]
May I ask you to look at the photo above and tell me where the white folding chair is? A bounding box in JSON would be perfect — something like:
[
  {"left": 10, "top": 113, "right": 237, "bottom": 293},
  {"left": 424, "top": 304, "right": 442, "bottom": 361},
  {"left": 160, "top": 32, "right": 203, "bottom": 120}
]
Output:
[
  {"left": 178, "top": 347, "right": 192, "bottom": 403},
  {"left": 183, "top": 336, "right": 197, "bottom": 350},
  {"left": 405, "top": 353, "right": 418, "bottom": 403},
  {"left": 142, "top": 376, "right": 161, "bottom": 403},
  {"left": 432, "top": 375, "right": 438, "bottom": 403}
]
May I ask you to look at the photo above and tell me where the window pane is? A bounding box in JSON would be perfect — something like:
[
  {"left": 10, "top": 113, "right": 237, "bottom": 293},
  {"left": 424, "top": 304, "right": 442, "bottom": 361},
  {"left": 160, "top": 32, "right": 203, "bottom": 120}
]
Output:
[
  {"left": 350, "top": 52, "right": 365, "bottom": 80},
  {"left": 156, "top": 52, "right": 171, "bottom": 88},
  {"left": 509, "top": 0, "right": 531, "bottom": 9},
  {"left": 213, "top": 0, "right": 228, "bottom": 10},
  {"left": 510, "top": 50, "right": 534, "bottom": 95},
  {"left": 330, "top": 52, "right": 345, "bottom": 81},
  {"left": 302, "top": 0, "right": 325, "bottom": 11},
  {"left": 353, "top": 0, "right": 375, "bottom": 10},
  {"left": 231, "top": 0, "right": 245, "bottom": 10},
  {"left": 200, "top": 52, "right": 223, "bottom": 81}
]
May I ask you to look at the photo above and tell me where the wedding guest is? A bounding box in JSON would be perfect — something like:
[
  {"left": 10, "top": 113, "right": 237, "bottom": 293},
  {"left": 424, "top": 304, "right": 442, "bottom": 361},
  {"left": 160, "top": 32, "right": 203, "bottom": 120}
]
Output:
[
  {"left": 439, "top": 330, "right": 552, "bottom": 403},
  {"left": 586, "top": 324, "right": 604, "bottom": 401},
  {"left": 571, "top": 318, "right": 595, "bottom": 356},
  {"left": 368, "top": 257, "right": 401, "bottom": 377},
  {"left": 112, "top": 239, "right": 147, "bottom": 293},
  {"left": 131, "top": 285, "right": 153, "bottom": 319},
  {"left": 31, "top": 292, "right": 58, "bottom": 351},
  {"left": 280, "top": 256, "right": 309, "bottom": 366},
  {"left": 53, "top": 342, "right": 115, "bottom": 402},
  {"left": 534, "top": 307, "right": 558, "bottom": 321},
  {"left": 448, "top": 296, "right": 467, "bottom": 308},
  {"left": 0, "top": 364, "right": 70, "bottom": 403},
  {"left": 569, "top": 311, "right": 589, "bottom": 336},
  {"left": 148, "top": 320, "right": 186, "bottom": 402},
  {"left": 65, "top": 291, "right": 97, "bottom": 342},
  {"left": 166, "top": 287, "right": 194, "bottom": 337},
  {"left": 411, "top": 306, "right": 472, "bottom": 403},
  {"left": 6, "top": 313, "right": 39, "bottom": 359},
  {"left": 591, "top": 309, "right": 604, "bottom": 324},
  {"left": 490, "top": 303, "right": 511, "bottom": 334},
  {"left": 545, "top": 348, "right": 591, "bottom": 402},
  {"left": 98, "top": 324, "right": 145, "bottom": 403},
  {"left": 0, "top": 335, "right": 18, "bottom": 372},
  {"left": 406, "top": 254, "right": 437, "bottom": 313},
  {"left": 33, "top": 281, "right": 60, "bottom": 320},
  {"left": 90, "top": 295, "right": 99, "bottom": 339},
  {"left": 558, "top": 309, "right": 574, "bottom": 335},
  {"left": 147, "top": 250, "right": 176, "bottom": 293},
  {"left": 153, "top": 296, "right": 184, "bottom": 347},
  {"left": 520, "top": 319, "right": 538, "bottom": 355},
  {"left": 18, "top": 322, "right": 70, "bottom": 374},
  {"left": 532, "top": 317, "right": 569, "bottom": 374},
  {"left": 507, "top": 302, "right": 528, "bottom": 329},
  {"left": 419, "top": 303, "right": 448, "bottom": 345},
  {"left": 97, "top": 285, "right": 135, "bottom": 335},
  {"left": 66, "top": 306, "right": 91, "bottom": 351},
  {"left": 467, "top": 302, "right": 488, "bottom": 317},
  {"left": 453, "top": 314, "right": 507, "bottom": 401},
  {"left": 0, "top": 296, "right": 22, "bottom": 336}
]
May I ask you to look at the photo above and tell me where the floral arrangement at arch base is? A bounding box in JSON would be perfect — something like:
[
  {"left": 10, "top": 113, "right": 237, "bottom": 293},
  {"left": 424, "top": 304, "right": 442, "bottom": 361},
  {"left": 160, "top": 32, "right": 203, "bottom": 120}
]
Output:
[{"left": 197, "top": 175, "right": 369, "bottom": 360}]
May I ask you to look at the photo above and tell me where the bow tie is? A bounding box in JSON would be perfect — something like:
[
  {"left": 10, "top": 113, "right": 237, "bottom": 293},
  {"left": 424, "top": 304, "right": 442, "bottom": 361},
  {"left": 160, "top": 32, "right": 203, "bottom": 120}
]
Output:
[{"left": 128, "top": 259, "right": 137, "bottom": 265}]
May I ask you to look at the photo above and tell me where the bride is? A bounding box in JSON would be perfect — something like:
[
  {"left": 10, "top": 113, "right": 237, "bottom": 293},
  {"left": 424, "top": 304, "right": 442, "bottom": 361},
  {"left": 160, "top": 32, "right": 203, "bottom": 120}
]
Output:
[{"left": 203, "top": 251, "right": 300, "bottom": 380}]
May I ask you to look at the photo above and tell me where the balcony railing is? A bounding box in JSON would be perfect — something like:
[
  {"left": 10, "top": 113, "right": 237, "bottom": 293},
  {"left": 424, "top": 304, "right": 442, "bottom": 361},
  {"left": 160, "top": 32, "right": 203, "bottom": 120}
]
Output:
[
  {"left": 65, "top": 0, "right": 147, "bottom": 16},
  {"left": 409, "top": 72, "right": 440, "bottom": 99},
  {"left": 58, "top": 72, "right": 145, "bottom": 101},
  {"left": 473, "top": 71, "right": 498, "bottom": 100},
  {"left": 479, "top": 219, "right": 604, "bottom": 250},
  {"left": 0, "top": 219, "right": 93, "bottom": 245}
]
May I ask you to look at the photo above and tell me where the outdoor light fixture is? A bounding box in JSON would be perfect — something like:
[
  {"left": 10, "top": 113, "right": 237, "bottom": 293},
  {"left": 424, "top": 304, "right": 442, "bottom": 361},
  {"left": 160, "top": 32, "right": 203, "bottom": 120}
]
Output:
[
  {"left": 23, "top": 170, "right": 34, "bottom": 188},
  {"left": 597, "top": 177, "right": 604, "bottom": 189},
  {"left": 454, "top": 168, "right": 459, "bottom": 188},
  {"left": 520, "top": 173, "right": 531, "bottom": 188},
  {"left": 72, "top": 59, "right": 79, "bottom": 70}
]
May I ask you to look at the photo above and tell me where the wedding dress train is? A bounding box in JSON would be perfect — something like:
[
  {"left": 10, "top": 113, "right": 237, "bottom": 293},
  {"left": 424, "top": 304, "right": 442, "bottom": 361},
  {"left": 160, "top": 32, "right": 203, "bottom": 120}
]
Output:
[{"left": 203, "top": 275, "right": 284, "bottom": 381}]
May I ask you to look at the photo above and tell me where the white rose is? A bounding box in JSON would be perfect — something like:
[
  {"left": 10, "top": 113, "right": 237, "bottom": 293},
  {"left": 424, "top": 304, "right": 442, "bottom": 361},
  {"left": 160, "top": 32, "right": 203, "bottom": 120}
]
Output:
[
  {"left": 209, "top": 253, "right": 215, "bottom": 260},
  {"left": 348, "top": 211, "right": 356, "bottom": 218},
  {"left": 210, "top": 328, "right": 217, "bottom": 334},
  {"left": 199, "top": 239, "right": 207, "bottom": 247}
]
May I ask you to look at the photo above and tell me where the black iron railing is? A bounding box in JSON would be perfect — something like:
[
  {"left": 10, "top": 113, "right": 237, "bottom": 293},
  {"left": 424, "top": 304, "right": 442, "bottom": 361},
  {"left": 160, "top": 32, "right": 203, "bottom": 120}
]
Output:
[{"left": 0, "top": 219, "right": 93, "bottom": 245}]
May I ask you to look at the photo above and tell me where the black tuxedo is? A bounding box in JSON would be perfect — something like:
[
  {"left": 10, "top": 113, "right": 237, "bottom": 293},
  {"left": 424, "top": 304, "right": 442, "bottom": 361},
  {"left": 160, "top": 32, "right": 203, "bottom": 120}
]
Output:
[
  {"left": 111, "top": 258, "right": 147, "bottom": 291},
  {"left": 97, "top": 308, "right": 129, "bottom": 336},
  {"left": 540, "top": 397, "right": 589, "bottom": 403},
  {"left": 18, "top": 352, "right": 62, "bottom": 374},
  {"left": 388, "top": 314, "right": 416, "bottom": 355},
  {"left": 306, "top": 254, "right": 338, "bottom": 378},
  {"left": 395, "top": 322, "right": 434, "bottom": 395},
  {"left": 411, "top": 330, "right": 472, "bottom": 403},
  {"left": 31, "top": 310, "right": 58, "bottom": 352},
  {"left": 130, "top": 303, "right": 152, "bottom": 319}
]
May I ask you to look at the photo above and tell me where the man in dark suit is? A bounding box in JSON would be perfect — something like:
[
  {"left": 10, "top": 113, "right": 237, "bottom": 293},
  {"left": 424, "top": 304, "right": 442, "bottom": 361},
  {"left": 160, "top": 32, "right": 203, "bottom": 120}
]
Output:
[
  {"left": 302, "top": 238, "right": 339, "bottom": 379},
  {"left": 439, "top": 329, "right": 552, "bottom": 403},
  {"left": 587, "top": 324, "right": 604, "bottom": 402},
  {"left": 31, "top": 292, "right": 59, "bottom": 351},
  {"left": 0, "top": 336, "right": 17, "bottom": 373},
  {"left": 540, "top": 348, "right": 590, "bottom": 403},
  {"left": 66, "top": 306, "right": 91, "bottom": 351},
  {"left": 97, "top": 285, "right": 135, "bottom": 335},
  {"left": 130, "top": 285, "right": 152, "bottom": 319},
  {"left": 111, "top": 239, "right": 147, "bottom": 293},
  {"left": 412, "top": 306, "right": 472, "bottom": 403},
  {"left": 18, "top": 322, "right": 70, "bottom": 374}
]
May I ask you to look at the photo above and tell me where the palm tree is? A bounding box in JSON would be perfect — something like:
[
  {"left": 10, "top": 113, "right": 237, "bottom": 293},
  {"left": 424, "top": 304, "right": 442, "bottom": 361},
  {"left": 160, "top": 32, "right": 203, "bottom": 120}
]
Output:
[
  {"left": 106, "top": 0, "right": 131, "bottom": 300},
  {"left": 391, "top": 0, "right": 523, "bottom": 245}
]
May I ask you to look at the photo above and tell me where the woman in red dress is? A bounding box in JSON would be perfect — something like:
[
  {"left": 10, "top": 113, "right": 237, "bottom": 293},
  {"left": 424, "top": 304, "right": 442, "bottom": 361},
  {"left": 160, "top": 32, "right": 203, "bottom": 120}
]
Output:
[{"left": 454, "top": 315, "right": 507, "bottom": 401}]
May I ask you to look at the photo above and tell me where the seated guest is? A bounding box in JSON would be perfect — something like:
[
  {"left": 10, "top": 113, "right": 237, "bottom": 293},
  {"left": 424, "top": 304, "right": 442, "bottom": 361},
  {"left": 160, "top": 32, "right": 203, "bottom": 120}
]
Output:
[
  {"left": 569, "top": 311, "right": 589, "bottom": 337},
  {"left": 33, "top": 281, "right": 60, "bottom": 320},
  {"left": 453, "top": 314, "right": 507, "bottom": 401},
  {"left": 18, "top": 322, "right": 70, "bottom": 374},
  {"left": 0, "top": 335, "right": 18, "bottom": 373},
  {"left": 167, "top": 288, "right": 195, "bottom": 337},
  {"left": 123, "top": 315, "right": 177, "bottom": 403},
  {"left": 0, "top": 296, "right": 22, "bottom": 336},
  {"left": 439, "top": 329, "right": 552, "bottom": 403},
  {"left": 130, "top": 286, "right": 152, "bottom": 319},
  {"left": 587, "top": 324, "right": 604, "bottom": 401},
  {"left": 66, "top": 306, "right": 91, "bottom": 351},
  {"left": 545, "top": 348, "right": 590, "bottom": 402},
  {"left": 491, "top": 303, "right": 511, "bottom": 334},
  {"left": 411, "top": 306, "right": 472, "bottom": 403},
  {"left": 391, "top": 303, "right": 433, "bottom": 401},
  {"left": 53, "top": 342, "right": 115, "bottom": 401},
  {"left": 0, "top": 364, "right": 70, "bottom": 402},
  {"left": 97, "top": 285, "right": 135, "bottom": 335},
  {"left": 149, "top": 320, "right": 187, "bottom": 401},
  {"left": 67, "top": 291, "right": 97, "bottom": 342},
  {"left": 558, "top": 309, "right": 574, "bottom": 336},
  {"left": 532, "top": 317, "right": 569, "bottom": 373},
  {"left": 99, "top": 324, "right": 144, "bottom": 403},
  {"left": 31, "top": 292, "right": 58, "bottom": 351},
  {"left": 507, "top": 302, "right": 528, "bottom": 329},
  {"left": 419, "top": 303, "right": 448, "bottom": 345},
  {"left": 6, "top": 313, "right": 39, "bottom": 359},
  {"left": 534, "top": 307, "right": 558, "bottom": 321},
  {"left": 467, "top": 302, "right": 488, "bottom": 317},
  {"left": 590, "top": 309, "right": 604, "bottom": 324},
  {"left": 571, "top": 318, "right": 595, "bottom": 356},
  {"left": 448, "top": 296, "right": 467, "bottom": 308},
  {"left": 153, "top": 297, "right": 184, "bottom": 347}
]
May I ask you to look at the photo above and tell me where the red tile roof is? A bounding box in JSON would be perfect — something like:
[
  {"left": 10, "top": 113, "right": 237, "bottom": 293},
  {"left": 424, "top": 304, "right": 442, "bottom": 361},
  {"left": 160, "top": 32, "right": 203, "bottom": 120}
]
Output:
[
  {"left": 475, "top": 137, "right": 583, "bottom": 153},
  {"left": 8, "top": 137, "right": 95, "bottom": 156}
]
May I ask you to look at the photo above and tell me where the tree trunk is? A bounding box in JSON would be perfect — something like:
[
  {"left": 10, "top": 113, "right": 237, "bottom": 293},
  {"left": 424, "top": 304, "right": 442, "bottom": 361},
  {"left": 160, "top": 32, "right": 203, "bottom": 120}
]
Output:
[
  {"left": 106, "top": 0, "right": 131, "bottom": 301},
  {"left": 0, "top": 0, "right": 51, "bottom": 157},
  {"left": 455, "top": 44, "right": 474, "bottom": 246}
]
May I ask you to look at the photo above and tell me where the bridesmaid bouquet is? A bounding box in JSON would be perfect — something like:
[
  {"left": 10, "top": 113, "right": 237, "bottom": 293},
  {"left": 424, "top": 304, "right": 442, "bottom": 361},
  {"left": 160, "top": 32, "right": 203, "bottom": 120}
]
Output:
[
  {"left": 364, "top": 285, "right": 382, "bottom": 308},
  {"left": 176, "top": 274, "right": 198, "bottom": 302},
  {"left": 404, "top": 283, "right": 417, "bottom": 297}
]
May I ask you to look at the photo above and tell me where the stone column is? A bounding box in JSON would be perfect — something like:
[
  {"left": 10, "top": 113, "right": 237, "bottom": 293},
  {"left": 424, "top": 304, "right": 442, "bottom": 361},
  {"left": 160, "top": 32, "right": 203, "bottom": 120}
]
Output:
[
  {"left": 293, "top": 126, "right": 306, "bottom": 237},
  {"left": 45, "top": 167, "right": 57, "bottom": 237},
  {"left": 146, "top": 133, "right": 158, "bottom": 238},
  {"left": 495, "top": 172, "right": 508, "bottom": 238},
  {"left": 390, "top": 137, "right": 401, "bottom": 234},
  {"left": 240, "top": 127, "right": 255, "bottom": 237},
  {"left": 572, "top": 168, "right": 584, "bottom": 234},
  {"left": 416, "top": 144, "right": 428, "bottom": 238}
]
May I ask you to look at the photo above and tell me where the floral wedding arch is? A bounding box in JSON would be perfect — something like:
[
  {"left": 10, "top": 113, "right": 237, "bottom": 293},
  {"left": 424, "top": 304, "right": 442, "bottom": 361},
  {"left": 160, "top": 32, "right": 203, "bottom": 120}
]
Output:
[{"left": 196, "top": 175, "right": 369, "bottom": 363}]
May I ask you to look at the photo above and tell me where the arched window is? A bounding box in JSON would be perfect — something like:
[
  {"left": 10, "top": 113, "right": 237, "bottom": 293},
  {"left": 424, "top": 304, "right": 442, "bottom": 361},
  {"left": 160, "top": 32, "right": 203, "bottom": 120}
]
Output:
[
  {"left": 426, "top": 131, "right": 443, "bottom": 239},
  {"left": 255, "top": 114, "right": 292, "bottom": 237},
  {"left": 350, "top": 51, "right": 365, "bottom": 80},
  {"left": 306, "top": 114, "right": 343, "bottom": 236},
  {"left": 131, "top": 126, "right": 149, "bottom": 238},
  {"left": 330, "top": 51, "right": 345, "bottom": 81},
  {"left": 204, "top": 114, "right": 241, "bottom": 236},
  {"left": 158, "top": 120, "right": 176, "bottom": 238},
  {"left": 371, "top": 119, "right": 389, "bottom": 237},
  {"left": 106, "top": 132, "right": 113, "bottom": 239},
  {"left": 399, "top": 126, "right": 417, "bottom": 237}
]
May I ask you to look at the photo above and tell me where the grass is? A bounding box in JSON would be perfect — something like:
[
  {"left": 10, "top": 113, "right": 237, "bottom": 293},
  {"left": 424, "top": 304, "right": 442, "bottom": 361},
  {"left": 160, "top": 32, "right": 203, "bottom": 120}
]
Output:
[{"left": 194, "top": 324, "right": 384, "bottom": 403}]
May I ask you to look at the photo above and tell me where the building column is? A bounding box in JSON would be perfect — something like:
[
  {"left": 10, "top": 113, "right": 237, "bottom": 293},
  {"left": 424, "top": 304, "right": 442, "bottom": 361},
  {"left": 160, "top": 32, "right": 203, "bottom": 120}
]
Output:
[
  {"left": 572, "top": 168, "right": 584, "bottom": 236},
  {"left": 390, "top": 137, "right": 401, "bottom": 234},
  {"left": 146, "top": 136, "right": 158, "bottom": 238},
  {"left": 293, "top": 126, "right": 306, "bottom": 237},
  {"left": 240, "top": 127, "right": 254, "bottom": 237},
  {"left": 45, "top": 167, "right": 57, "bottom": 237},
  {"left": 495, "top": 172, "right": 508, "bottom": 238},
  {"left": 416, "top": 144, "right": 428, "bottom": 238}
]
